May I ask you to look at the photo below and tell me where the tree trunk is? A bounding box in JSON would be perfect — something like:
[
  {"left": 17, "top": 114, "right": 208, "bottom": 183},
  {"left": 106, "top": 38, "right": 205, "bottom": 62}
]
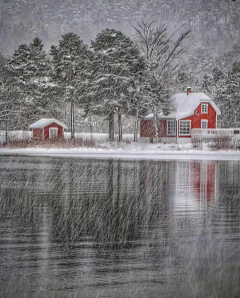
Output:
[
  {"left": 70, "top": 101, "right": 73, "bottom": 139},
  {"left": 154, "top": 109, "right": 159, "bottom": 144},
  {"left": 70, "top": 101, "right": 75, "bottom": 139},
  {"left": 118, "top": 108, "right": 122, "bottom": 142},
  {"left": 5, "top": 120, "right": 7, "bottom": 145},
  {"left": 109, "top": 110, "right": 115, "bottom": 141},
  {"left": 89, "top": 114, "right": 93, "bottom": 133},
  {"left": 72, "top": 101, "right": 75, "bottom": 139}
]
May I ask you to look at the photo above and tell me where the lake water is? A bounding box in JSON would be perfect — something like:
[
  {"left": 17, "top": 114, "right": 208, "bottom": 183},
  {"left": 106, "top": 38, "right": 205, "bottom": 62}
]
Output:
[{"left": 0, "top": 156, "right": 240, "bottom": 298}]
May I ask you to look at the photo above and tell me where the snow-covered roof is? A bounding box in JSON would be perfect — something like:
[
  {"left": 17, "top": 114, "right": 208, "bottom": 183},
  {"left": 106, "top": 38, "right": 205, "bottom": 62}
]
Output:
[
  {"left": 145, "top": 92, "right": 221, "bottom": 120},
  {"left": 29, "top": 118, "right": 68, "bottom": 129}
]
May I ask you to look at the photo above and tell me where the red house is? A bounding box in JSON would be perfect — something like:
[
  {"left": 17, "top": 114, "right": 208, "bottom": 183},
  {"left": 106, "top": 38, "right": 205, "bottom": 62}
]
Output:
[
  {"left": 141, "top": 87, "right": 221, "bottom": 144},
  {"left": 29, "top": 118, "right": 67, "bottom": 140}
]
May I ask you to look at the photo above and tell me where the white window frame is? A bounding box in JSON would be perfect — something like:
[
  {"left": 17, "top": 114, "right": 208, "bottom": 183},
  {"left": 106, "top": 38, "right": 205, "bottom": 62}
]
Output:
[
  {"left": 201, "top": 119, "right": 208, "bottom": 129},
  {"left": 49, "top": 127, "right": 58, "bottom": 139},
  {"left": 167, "top": 120, "right": 176, "bottom": 136},
  {"left": 201, "top": 104, "right": 208, "bottom": 114},
  {"left": 179, "top": 120, "right": 191, "bottom": 136}
]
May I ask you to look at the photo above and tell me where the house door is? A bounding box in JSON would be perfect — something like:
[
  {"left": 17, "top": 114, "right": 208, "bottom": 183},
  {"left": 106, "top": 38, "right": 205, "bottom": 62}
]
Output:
[{"left": 49, "top": 128, "right": 58, "bottom": 139}]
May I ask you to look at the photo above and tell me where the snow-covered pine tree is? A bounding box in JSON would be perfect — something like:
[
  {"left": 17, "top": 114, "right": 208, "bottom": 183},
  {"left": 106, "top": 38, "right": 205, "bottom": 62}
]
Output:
[
  {"left": 201, "top": 67, "right": 225, "bottom": 127},
  {"left": 217, "top": 62, "right": 240, "bottom": 128},
  {"left": 0, "top": 53, "right": 10, "bottom": 123},
  {"left": 0, "top": 52, "right": 26, "bottom": 133},
  {"left": 202, "top": 73, "right": 214, "bottom": 95},
  {"left": 50, "top": 33, "right": 92, "bottom": 138},
  {"left": 86, "top": 28, "right": 146, "bottom": 141},
  {"left": 202, "top": 67, "right": 225, "bottom": 98},
  {"left": 6, "top": 38, "right": 52, "bottom": 128}
]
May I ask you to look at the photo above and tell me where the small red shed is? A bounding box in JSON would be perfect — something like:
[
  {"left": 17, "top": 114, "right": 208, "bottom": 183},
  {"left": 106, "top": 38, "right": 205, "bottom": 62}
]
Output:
[{"left": 29, "top": 118, "right": 67, "bottom": 140}]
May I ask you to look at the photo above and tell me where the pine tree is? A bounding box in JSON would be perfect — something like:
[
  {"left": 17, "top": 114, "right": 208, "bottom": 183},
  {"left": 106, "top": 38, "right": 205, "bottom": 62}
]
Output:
[
  {"left": 0, "top": 52, "right": 25, "bottom": 132},
  {"left": 6, "top": 38, "right": 52, "bottom": 128},
  {"left": 217, "top": 62, "right": 240, "bottom": 128},
  {"left": 50, "top": 33, "right": 92, "bottom": 138},
  {"left": 86, "top": 28, "right": 146, "bottom": 141}
]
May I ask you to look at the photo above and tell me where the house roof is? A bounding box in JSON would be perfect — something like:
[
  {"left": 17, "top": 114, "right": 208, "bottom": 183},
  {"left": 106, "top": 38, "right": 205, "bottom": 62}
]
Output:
[
  {"left": 29, "top": 118, "right": 68, "bottom": 129},
  {"left": 144, "top": 92, "right": 221, "bottom": 120}
]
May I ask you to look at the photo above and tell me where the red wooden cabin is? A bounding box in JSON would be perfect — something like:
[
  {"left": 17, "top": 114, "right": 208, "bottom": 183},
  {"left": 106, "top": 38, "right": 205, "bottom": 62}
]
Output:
[
  {"left": 29, "top": 118, "right": 67, "bottom": 140},
  {"left": 141, "top": 87, "right": 221, "bottom": 144}
]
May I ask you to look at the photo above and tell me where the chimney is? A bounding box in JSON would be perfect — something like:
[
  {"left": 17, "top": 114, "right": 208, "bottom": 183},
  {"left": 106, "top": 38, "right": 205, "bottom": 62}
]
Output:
[{"left": 187, "top": 87, "right": 192, "bottom": 95}]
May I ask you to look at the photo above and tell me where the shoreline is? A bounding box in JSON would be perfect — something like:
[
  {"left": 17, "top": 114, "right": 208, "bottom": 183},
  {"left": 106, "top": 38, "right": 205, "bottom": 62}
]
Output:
[{"left": 1, "top": 147, "right": 240, "bottom": 161}]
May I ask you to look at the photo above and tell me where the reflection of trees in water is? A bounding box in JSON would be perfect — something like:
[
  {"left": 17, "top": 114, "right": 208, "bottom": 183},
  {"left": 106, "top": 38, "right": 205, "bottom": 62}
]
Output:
[
  {"left": 2, "top": 157, "right": 240, "bottom": 297},
  {"left": 0, "top": 157, "right": 176, "bottom": 254},
  {"left": 12, "top": 158, "right": 170, "bottom": 251},
  {"left": 218, "top": 161, "right": 240, "bottom": 207},
  {"left": 0, "top": 156, "right": 51, "bottom": 231}
]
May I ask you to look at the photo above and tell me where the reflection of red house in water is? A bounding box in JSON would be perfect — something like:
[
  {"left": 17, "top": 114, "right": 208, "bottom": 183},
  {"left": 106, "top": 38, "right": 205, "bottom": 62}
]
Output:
[
  {"left": 29, "top": 118, "right": 68, "bottom": 140},
  {"left": 176, "top": 161, "right": 217, "bottom": 208},
  {"left": 190, "top": 162, "right": 216, "bottom": 205}
]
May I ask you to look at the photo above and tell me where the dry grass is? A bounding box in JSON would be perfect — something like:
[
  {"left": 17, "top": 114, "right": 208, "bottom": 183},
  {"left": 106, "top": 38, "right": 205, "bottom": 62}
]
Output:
[
  {"left": 192, "top": 138, "right": 203, "bottom": 150},
  {"left": 3, "top": 137, "right": 98, "bottom": 149},
  {"left": 209, "top": 136, "right": 232, "bottom": 150}
]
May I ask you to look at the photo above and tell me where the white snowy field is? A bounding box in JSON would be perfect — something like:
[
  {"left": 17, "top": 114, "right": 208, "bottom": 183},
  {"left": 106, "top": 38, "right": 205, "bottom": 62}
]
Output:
[
  {"left": 1, "top": 131, "right": 240, "bottom": 161},
  {"left": 1, "top": 143, "right": 240, "bottom": 161}
]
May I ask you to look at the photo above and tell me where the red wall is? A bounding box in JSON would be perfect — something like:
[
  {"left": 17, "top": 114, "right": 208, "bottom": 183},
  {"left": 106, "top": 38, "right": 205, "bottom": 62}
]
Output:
[
  {"left": 178, "top": 102, "right": 216, "bottom": 138},
  {"left": 44, "top": 122, "right": 64, "bottom": 140},
  {"left": 33, "top": 128, "right": 42, "bottom": 139},
  {"left": 141, "top": 120, "right": 176, "bottom": 137},
  {"left": 141, "top": 103, "right": 217, "bottom": 140},
  {"left": 141, "top": 120, "right": 153, "bottom": 138}
]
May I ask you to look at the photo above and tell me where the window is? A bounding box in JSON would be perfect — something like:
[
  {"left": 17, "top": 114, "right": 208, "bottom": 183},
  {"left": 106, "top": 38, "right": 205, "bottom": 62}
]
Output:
[
  {"left": 201, "top": 120, "right": 208, "bottom": 129},
  {"left": 167, "top": 120, "right": 176, "bottom": 135},
  {"left": 201, "top": 104, "right": 208, "bottom": 114},
  {"left": 49, "top": 128, "right": 58, "bottom": 139},
  {"left": 179, "top": 121, "right": 191, "bottom": 135}
]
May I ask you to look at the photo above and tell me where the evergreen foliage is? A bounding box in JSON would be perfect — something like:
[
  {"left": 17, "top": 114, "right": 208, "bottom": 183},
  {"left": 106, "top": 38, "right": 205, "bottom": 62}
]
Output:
[
  {"left": 6, "top": 37, "right": 52, "bottom": 128},
  {"left": 50, "top": 33, "right": 93, "bottom": 137},
  {"left": 85, "top": 28, "right": 146, "bottom": 140},
  {"left": 50, "top": 33, "right": 92, "bottom": 104},
  {"left": 217, "top": 62, "right": 240, "bottom": 128}
]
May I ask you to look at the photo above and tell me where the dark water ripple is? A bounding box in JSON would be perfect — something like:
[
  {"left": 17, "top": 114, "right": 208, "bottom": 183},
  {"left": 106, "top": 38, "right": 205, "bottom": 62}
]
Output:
[{"left": 0, "top": 156, "right": 240, "bottom": 298}]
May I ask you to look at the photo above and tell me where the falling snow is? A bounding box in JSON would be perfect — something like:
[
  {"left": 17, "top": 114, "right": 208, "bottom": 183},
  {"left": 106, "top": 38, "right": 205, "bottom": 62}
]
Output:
[{"left": 1, "top": 1, "right": 240, "bottom": 298}]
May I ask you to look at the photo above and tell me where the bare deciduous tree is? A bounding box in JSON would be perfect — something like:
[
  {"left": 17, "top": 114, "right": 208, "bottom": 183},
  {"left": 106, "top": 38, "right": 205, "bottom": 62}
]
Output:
[{"left": 133, "top": 21, "right": 191, "bottom": 143}]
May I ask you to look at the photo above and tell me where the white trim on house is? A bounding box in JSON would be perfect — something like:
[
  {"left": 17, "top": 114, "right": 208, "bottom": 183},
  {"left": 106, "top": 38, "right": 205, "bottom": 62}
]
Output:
[
  {"left": 167, "top": 120, "right": 176, "bottom": 136},
  {"left": 179, "top": 120, "right": 191, "bottom": 136},
  {"left": 201, "top": 119, "right": 208, "bottom": 129},
  {"left": 201, "top": 104, "right": 208, "bottom": 114},
  {"left": 49, "top": 127, "right": 58, "bottom": 139},
  {"left": 176, "top": 120, "right": 179, "bottom": 143}
]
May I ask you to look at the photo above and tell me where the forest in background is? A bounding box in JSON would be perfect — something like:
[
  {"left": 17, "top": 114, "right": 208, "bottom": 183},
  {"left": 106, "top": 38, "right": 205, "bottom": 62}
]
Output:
[
  {"left": 0, "top": 0, "right": 240, "bottom": 74},
  {"left": 0, "top": 0, "right": 240, "bottom": 141}
]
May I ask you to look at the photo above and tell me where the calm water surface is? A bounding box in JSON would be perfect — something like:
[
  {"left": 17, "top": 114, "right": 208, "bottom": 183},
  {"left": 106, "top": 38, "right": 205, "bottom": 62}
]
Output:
[{"left": 0, "top": 156, "right": 240, "bottom": 298}]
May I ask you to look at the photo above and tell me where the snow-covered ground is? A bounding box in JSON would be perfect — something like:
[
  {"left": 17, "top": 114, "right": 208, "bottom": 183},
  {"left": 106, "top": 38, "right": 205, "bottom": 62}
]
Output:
[
  {"left": 1, "top": 131, "right": 240, "bottom": 161},
  {"left": 1, "top": 142, "right": 240, "bottom": 161},
  {"left": 64, "top": 132, "right": 138, "bottom": 142},
  {"left": 0, "top": 131, "right": 137, "bottom": 144}
]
